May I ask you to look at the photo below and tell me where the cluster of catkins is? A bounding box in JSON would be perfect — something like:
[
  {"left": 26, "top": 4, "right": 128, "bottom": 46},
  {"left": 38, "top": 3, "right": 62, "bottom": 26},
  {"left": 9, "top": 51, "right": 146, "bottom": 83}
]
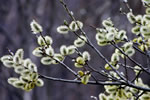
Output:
[
  {"left": 99, "top": 77, "right": 150, "bottom": 100},
  {"left": 97, "top": 0, "right": 150, "bottom": 100},
  {"left": 32, "top": 19, "right": 92, "bottom": 85},
  {"left": 128, "top": 0, "right": 150, "bottom": 52},
  {"left": 95, "top": 18, "right": 127, "bottom": 46},
  {"left": 95, "top": 18, "right": 135, "bottom": 71},
  {"left": 1, "top": 49, "right": 44, "bottom": 91}
]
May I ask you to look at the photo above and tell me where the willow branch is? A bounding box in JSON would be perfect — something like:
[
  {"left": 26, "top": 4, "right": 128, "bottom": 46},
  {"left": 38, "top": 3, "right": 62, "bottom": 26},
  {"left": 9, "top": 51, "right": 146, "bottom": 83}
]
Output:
[
  {"left": 39, "top": 74, "right": 121, "bottom": 85},
  {"left": 110, "top": 42, "right": 150, "bottom": 75}
]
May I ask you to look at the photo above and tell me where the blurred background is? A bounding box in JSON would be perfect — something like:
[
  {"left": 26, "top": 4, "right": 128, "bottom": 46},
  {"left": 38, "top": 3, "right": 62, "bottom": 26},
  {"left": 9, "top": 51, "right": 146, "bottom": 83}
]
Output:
[{"left": 0, "top": 0, "right": 147, "bottom": 100}]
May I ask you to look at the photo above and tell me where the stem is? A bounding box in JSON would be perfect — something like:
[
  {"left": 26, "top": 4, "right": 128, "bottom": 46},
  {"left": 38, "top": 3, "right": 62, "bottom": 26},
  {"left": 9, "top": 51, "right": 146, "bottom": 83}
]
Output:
[
  {"left": 39, "top": 74, "right": 121, "bottom": 85},
  {"left": 40, "top": 74, "right": 150, "bottom": 92},
  {"left": 111, "top": 42, "right": 150, "bottom": 75},
  {"left": 124, "top": 57, "right": 128, "bottom": 81}
]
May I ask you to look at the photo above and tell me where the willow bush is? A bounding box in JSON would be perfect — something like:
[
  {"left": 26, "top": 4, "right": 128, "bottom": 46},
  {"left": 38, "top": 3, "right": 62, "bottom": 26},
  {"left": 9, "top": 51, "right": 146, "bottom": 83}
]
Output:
[{"left": 1, "top": 0, "right": 150, "bottom": 99}]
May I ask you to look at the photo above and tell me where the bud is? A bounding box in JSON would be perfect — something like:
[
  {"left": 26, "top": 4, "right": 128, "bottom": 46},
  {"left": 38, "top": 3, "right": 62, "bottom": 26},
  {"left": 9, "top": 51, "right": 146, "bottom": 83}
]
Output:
[
  {"left": 99, "top": 93, "right": 107, "bottom": 100},
  {"left": 13, "top": 81, "right": 25, "bottom": 88},
  {"left": 146, "top": 8, "right": 150, "bottom": 14},
  {"left": 69, "top": 21, "right": 78, "bottom": 31},
  {"left": 3, "top": 60, "right": 14, "bottom": 68},
  {"left": 78, "top": 70, "right": 84, "bottom": 77},
  {"left": 81, "top": 74, "right": 90, "bottom": 84},
  {"left": 140, "top": 26, "right": 150, "bottom": 38},
  {"left": 41, "top": 57, "right": 53, "bottom": 65},
  {"left": 96, "top": 28, "right": 107, "bottom": 34},
  {"left": 57, "top": 25, "right": 69, "bottom": 34},
  {"left": 53, "top": 54, "right": 64, "bottom": 62},
  {"left": 143, "top": 15, "right": 150, "bottom": 22},
  {"left": 63, "top": 20, "right": 68, "bottom": 26},
  {"left": 37, "top": 36, "right": 46, "bottom": 46},
  {"left": 126, "top": 92, "right": 133, "bottom": 98},
  {"left": 74, "top": 35, "right": 86, "bottom": 47},
  {"left": 82, "top": 51, "right": 90, "bottom": 61},
  {"left": 137, "top": 37, "right": 142, "bottom": 43},
  {"left": 107, "top": 27, "right": 117, "bottom": 34},
  {"left": 74, "top": 39, "right": 85, "bottom": 47},
  {"left": 117, "top": 30, "right": 127, "bottom": 40},
  {"left": 36, "top": 79, "right": 44, "bottom": 87},
  {"left": 31, "top": 73, "right": 39, "bottom": 81},
  {"left": 32, "top": 47, "right": 43, "bottom": 57},
  {"left": 95, "top": 33, "right": 105, "bottom": 42},
  {"left": 141, "top": 94, "right": 150, "bottom": 100},
  {"left": 30, "top": 20, "right": 43, "bottom": 34},
  {"left": 135, "top": 15, "right": 142, "bottom": 23},
  {"left": 134, "top": 65, "right": 141, "bottom": 75},
  {"left": 45, "top": 36, "right": 53, "bottom": 45},
  {"left": 125, "top": 48, "right": 135, "bottom": 57},
  {"left": 102, "top": 19, "right": 113, "bottom": 28},
  {"left": 45, "top": 47, "right": 54, "bottom": 56},
  {"left": 67, "top": 45, "right": 76, "bottom": 55},
  {"left": 23, "top": 58, "right": 32, "bottom": 67},
  {"left": 14, "top": 66, "right": 25, "bottom": 74},
  {"left": 8, "top": 77, "right": 19, "bottom": 85},
  {"left": 28, "top": 63, "right": 37, "bottom": 72},
  {"left": 22, "top": 69, "right": 31, "bottom": 76},
  {"left": 115, "top": 49, "right": 121, "bottom": 55},
  {"left": 24, "top": 83, "right": 32, "bottom": 91},
  {"left": 69, "top": 21, "right": 83, "bottom": 31},
  {"left": 13, "top": 55, "right": 22, "bottom": 64},
  {"left": 97, "top": 41, "right": 108, "bottom": 46},
  {"left": 123, "top": 42, "right": 133, "bottom": 51},
  {"left": 127, "top": 12, "right": 136, "bottom": 24},
  {"left": 74, "top": 63, "right": 83, "bottom": 68},
  {"left": 104, "top": 64, "right": 111, "bottom": 70},
  {"left": 1, "top": 55, "right": 12, "bottom": 62},
  {"left": 20, "top": 76, "right": 30, "bottom": 83},
  {"left": 60, "top": 45, "right": 68, "bottom": 56},
  {"left": 28, "top": 82, "right": 35, "bottom": 90},
  {"left": 111, "top": 53, "right": 120, "bottom": 62},
  {"left": 76, "top": 21, "right": 83, "bottom": 29},
  {"left": 106, "top": 32, "right": 114, "bottom": 41},
  {"left": 15, "top": 49, "right": 24, "bottom": 59},
  {"left": 131, "top": 25, "right": 140, "bottom": 35},
  {"left": 105, "top": 85, "right": 118, "bottom": 93},
  {"left": 76, "top": 56, "right": 85, "bottom": 65}
]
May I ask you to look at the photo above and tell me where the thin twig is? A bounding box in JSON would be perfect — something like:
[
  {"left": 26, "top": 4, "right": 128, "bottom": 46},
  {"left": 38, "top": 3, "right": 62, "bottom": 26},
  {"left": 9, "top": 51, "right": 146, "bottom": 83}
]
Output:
[
  {"left": 124, "top": 57, "right": 128, "bottom": 81},
  {"left": 39, "top": 32, "right": 79, "bottom": 77},
  {"left": 110, "top": 42, "right": 150, "bottom": 75},
  {"left": 135, "top": 91, "right": 145, "bottom": 100},
  {"left": 39, "top": 74, "right": 121, "bottom": 85}
]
